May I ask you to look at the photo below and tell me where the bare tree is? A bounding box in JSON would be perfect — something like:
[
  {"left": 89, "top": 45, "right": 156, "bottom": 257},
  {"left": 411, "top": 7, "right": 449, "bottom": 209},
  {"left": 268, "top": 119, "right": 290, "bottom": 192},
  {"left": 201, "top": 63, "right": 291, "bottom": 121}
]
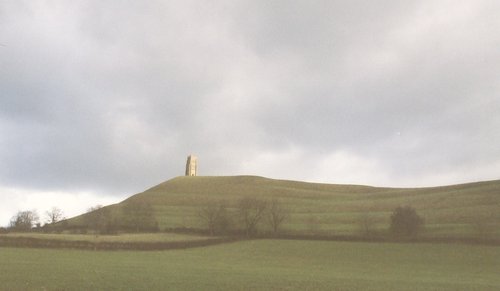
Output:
[
  {"left": 85, "top": 205, "right": 113, "bottom": 234},
  {"left": 359, "top": 212, "right": 376, "bottom": 238},
  {"left": 9, "top": 210, "right": 39, "bottom": 231},
  {"left": 87, "top": 205, "right": 103, "bottom": 213},
  {"left": 198, "top": 200, "right": 230, "bottom": 236},
  {"left": 121, "top": 201, "right": 158, "bottom": 232},
  {"left": 238, "top": 197, "right": 267, "bottom": 237},
  {"left": 46, "top": 207, "right": 64, "bottom": 224},
  {"left": 267, "top": 199, "right": 289, "bottom": 235}
]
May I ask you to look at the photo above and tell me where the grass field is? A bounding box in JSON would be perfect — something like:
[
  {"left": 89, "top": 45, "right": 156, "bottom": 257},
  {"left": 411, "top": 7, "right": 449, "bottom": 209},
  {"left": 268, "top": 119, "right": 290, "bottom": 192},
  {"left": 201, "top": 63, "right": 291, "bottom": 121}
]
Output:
[
  {"left": 69, "top": 176, "right": 500, "bottom": 239},
  {"left": 1, "top": 240, "right": 499, "bottom": 290}
]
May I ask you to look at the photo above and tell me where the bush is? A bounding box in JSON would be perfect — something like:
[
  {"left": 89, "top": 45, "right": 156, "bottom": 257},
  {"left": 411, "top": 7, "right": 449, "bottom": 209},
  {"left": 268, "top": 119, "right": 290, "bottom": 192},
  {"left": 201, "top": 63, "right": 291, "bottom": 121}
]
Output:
[{"left": 390, "top": 206, "right": 424, "bottom": 238}]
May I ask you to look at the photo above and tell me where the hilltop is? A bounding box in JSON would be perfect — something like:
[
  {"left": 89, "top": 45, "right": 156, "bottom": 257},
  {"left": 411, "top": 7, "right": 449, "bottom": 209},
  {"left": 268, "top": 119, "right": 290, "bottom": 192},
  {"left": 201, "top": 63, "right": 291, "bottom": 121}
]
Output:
[{"left": 68, "top": 176, "right": 500, "bottom": 239}]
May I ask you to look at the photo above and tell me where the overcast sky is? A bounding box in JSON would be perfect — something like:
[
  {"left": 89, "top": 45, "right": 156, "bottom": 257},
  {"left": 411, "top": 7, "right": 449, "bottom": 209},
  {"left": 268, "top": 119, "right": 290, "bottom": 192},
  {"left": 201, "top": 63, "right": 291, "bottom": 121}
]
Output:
[{"left": 1, "top": 0, "right": 499, "bottom": 226}]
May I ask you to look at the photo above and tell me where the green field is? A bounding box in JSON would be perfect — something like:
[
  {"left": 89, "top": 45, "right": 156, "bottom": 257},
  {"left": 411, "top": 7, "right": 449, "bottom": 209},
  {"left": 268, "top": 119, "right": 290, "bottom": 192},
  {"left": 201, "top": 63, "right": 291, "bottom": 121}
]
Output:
[
  {"left": 69, "top": 176, "right": 500, "bottom": 239},
  {"left": 1, "top": 240, "right": 499, "bottom": 290}
]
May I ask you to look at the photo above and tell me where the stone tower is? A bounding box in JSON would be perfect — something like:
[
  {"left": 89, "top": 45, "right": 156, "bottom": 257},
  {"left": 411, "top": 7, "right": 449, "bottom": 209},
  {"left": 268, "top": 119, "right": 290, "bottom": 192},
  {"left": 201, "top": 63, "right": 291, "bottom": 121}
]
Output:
[{"left": 185, "top": 155, "right": 198, "bottom": 176}]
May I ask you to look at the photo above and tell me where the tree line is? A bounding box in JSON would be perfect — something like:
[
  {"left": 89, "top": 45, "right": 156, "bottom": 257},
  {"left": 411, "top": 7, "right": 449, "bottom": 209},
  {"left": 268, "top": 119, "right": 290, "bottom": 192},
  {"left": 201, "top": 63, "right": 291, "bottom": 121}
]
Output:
[
  {"left": 2, "top": 198, "right": 426, "bottom": 240},
  {"left": 198, "top": 197, "right": 289, "bottom": 237},
  {"left": 5, "top": 207, "right": 65, "bottom": 232},
  {"left": 83, "top": 202, "right": 159, "bottom": 234},
  {"left": 3, "top": 202, "right": 159, "bottom": 235},
  {"left": 197, "top": 198, "right": 425, "bottom": 239}
]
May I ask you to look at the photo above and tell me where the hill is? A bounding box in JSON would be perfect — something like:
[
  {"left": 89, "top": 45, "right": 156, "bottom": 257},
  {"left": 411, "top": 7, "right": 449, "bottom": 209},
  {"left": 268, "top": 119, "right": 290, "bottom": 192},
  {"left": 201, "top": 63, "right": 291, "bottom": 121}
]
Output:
[{"left": 68, "top": 176, "right": 500, "bottom": 239}]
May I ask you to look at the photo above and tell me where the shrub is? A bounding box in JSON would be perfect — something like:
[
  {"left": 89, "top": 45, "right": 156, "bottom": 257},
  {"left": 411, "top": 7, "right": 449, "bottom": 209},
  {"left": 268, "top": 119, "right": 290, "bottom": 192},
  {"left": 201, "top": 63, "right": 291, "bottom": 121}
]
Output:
[{"left": 390, "top": 206, "right": 424, "bottom": 238}]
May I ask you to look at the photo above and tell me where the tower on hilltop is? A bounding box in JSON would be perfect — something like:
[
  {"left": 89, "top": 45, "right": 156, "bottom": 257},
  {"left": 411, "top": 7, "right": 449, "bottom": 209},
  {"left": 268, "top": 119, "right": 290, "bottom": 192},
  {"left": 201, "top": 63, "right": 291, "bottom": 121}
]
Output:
[{"left": 185, "top": 155, "right": 198, "bottom": 176}]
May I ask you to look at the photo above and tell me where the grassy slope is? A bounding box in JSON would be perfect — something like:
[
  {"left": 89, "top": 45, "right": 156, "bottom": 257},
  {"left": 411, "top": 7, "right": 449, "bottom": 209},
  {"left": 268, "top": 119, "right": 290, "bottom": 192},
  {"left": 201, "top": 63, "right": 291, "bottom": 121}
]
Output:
[
  {"left": 72, "top": 176, "right": 500, "bottom": 238},
  {"left": 0, "top": 240, "right": 499, "bottom": 290}
]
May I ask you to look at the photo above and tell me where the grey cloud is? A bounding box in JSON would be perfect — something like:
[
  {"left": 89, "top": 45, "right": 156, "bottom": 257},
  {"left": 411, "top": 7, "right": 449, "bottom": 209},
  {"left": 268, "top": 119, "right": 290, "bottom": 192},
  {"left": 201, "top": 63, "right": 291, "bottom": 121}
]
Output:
[
  {"left": 247, "top": 0, "right": 500, "bottom": 182},
  {"left": 0, "top": 0, "right": 499, "bottom": 202}
]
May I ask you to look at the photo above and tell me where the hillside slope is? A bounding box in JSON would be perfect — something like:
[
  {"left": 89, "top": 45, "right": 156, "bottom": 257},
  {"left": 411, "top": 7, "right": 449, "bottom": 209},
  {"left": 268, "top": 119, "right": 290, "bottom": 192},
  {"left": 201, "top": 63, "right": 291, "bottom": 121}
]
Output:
[{"left": 72, "top": 176, "right": 500, "bottom": 239}]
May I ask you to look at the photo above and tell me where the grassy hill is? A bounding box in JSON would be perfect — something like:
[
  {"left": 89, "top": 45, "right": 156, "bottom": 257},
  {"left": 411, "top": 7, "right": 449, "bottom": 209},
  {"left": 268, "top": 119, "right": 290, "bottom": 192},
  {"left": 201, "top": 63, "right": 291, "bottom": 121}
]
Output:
[{"left": 69, "top": 176, "right": 500, "bottom": 239}]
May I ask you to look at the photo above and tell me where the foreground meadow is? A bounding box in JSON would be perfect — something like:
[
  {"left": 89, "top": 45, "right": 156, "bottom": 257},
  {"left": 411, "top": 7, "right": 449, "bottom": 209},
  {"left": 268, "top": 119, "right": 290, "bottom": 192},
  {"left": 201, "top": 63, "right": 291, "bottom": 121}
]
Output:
[{"left": 1, "top": 240, "right": 499, "bottom": 290}]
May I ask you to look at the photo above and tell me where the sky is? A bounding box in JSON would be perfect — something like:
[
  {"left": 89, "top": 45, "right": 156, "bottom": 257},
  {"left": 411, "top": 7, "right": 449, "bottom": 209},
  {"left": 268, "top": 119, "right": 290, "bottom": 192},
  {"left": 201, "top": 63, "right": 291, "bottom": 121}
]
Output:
[{"left": 1, "top": 0, "right": 499, "bottom": 226}]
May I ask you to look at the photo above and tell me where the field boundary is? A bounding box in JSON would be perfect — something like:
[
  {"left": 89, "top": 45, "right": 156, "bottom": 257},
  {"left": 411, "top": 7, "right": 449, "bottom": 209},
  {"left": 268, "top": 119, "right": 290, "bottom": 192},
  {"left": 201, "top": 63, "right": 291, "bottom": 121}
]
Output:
[
  {"left": 266, "top": 233, "right": 500, "bottom": 246},
  {"left": 2, "top": 232, "right": 500, "bottom": 251},
  {"left": 0, "top": 236, "right": 241, "bottom": 251}
]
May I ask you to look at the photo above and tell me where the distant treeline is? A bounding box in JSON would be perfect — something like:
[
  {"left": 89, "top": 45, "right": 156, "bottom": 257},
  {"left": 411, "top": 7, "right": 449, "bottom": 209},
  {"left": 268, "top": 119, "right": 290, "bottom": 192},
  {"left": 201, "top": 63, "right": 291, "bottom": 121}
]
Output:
[{"left": 6, "top": 197, "right": 496, "bottom": 246}]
